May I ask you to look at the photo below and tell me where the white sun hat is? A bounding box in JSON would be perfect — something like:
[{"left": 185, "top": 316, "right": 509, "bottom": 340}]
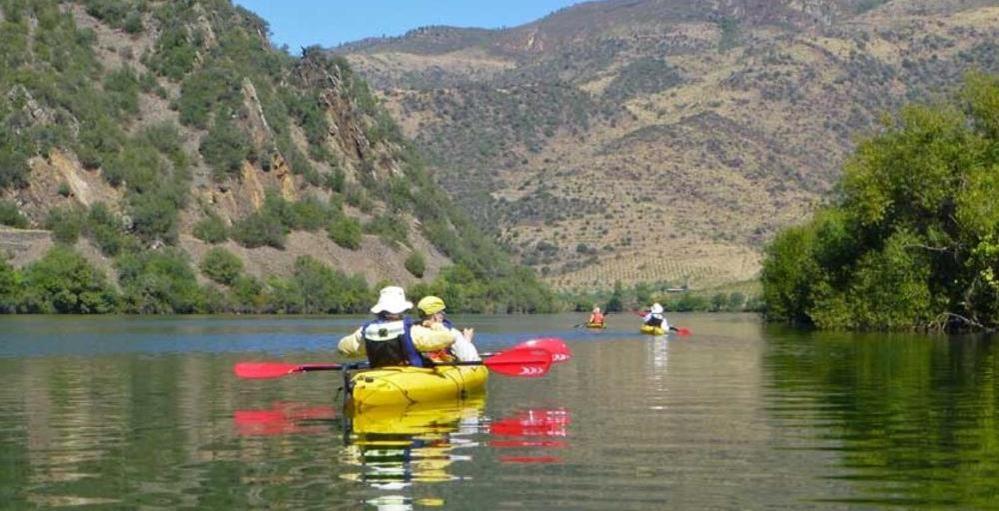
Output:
[
  {"left": 650, "top": 303, "right": 664, "bottom": 314},
  {"left": 370, "top": 286, "right": 413, "bottom": 314}
]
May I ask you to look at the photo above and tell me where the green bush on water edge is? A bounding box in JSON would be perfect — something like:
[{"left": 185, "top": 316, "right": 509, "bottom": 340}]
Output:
[{"left": 762, "top": 73, "right": 999, "bottom": 332}]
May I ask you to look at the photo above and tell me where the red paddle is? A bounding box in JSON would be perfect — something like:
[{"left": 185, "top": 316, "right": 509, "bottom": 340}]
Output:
[
  {"left": 234, "top": 362, "right": 344, "bottom": 379},
  {"left": 234, "top": 345, "right": 556, "bottom": 380},
  {"left": 520, "top": 338, "right": 573, "bottom": 362}
]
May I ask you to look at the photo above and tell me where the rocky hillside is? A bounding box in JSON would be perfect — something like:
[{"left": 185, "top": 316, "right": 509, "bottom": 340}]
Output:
[
  {"left": 338, "top": 0, "right": 999, "bottom": 291},
  {"left": 0, "top": 0, "right": 552, "bottom": 313}
]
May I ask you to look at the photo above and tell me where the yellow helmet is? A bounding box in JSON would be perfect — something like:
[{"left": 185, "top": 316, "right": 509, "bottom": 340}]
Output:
[{"left": 417, "top": 295, "right": 446, "bottom": 316}]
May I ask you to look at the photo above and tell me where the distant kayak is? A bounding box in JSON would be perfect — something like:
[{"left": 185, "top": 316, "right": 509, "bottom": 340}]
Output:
[
  {"left": 639, "top": 325, "right": 666, "bottom": 336},
  {"left": 585, "top": 323, "right": 606, "bottom": 329},
  {"left": 349, "top": 365, "right": 488, "bottom": 410}
]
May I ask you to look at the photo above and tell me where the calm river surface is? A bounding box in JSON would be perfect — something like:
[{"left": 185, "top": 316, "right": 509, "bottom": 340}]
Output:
[{"left": 2, "top": 313, "right": 998, "bottom": 509}]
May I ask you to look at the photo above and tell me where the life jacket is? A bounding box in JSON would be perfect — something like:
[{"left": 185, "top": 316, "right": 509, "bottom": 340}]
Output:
[
  {"left": 425, "top": 318, "right": 458, "bottom": 362},
  {"left": 589, "top": 312, "right": 605, "bottom": 324},
  {"left": 644, "top": 314, "right": 664, "bottom": 328},
  {"left": 361, "top": 317, "right": 425, "bottom": 368}
]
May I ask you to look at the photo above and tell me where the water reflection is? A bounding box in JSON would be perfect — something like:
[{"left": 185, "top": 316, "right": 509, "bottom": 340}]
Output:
[
  {"left": 232, "top": 400, "right": 573, "bottom": 508},
  {"left": 342, "top": 399, "right": 486, "bottom": 490},
  {"left": 764, "top": 331, "right": 999, "bottom": 508}
]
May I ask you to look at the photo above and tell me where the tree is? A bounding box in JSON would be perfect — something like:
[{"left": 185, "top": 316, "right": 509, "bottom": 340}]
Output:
[{"left": 762, "top": 73, "right": 999, "bottom": 331}]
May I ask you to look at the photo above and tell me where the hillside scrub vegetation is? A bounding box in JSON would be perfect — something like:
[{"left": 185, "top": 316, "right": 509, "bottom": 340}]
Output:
[
  {"left": 762, "top": 73, "right": 999, "bottom": 331},
  {"left": 0, "top": 0, "right": 555, "bottom": 314}
]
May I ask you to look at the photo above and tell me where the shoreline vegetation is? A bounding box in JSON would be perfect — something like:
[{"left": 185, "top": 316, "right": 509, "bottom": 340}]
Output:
[{"left": 762, "top": 73, "right": 999, "bottom": 332}]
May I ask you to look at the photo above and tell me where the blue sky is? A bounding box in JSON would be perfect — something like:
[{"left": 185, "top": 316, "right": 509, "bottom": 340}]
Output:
[{"left": 233, "top": 0, "right": 580, "bottom": 50}]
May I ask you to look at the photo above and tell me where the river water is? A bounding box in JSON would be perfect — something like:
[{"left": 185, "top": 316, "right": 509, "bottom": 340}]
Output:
[{"left": 1, "top": 313, "right": 997, "bottom": 509}]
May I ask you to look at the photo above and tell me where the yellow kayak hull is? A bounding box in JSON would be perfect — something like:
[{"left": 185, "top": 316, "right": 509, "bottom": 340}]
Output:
[
  {"left": 640, "top": 325, "right": 666, "bottom": 335},
  {"left": 350, "top": 365, "right": 488, "bottom": 409},
  {"left": 585, "top": 323, "right": 605, "bottom": 329}
]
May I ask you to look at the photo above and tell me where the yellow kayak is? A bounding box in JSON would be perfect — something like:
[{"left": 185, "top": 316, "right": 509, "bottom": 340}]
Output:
[
  {"left": 349, "top": 365, "right": 488, "bottom": 409},
  {"left": 640, "top": 325, "right": 666, "bottom": 335},
  {"left": 585, "top": 323, "right": 605, "bottom": 329}
]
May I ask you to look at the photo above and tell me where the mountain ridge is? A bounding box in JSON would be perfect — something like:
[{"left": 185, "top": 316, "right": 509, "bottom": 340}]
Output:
[{"left": 338, "top": 0, "right": 999, "bottom": 290}]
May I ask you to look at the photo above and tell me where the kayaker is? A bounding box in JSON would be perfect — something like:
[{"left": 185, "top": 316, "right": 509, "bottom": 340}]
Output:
[
  {"left": 643, "top": 303, "right": 669, "bottom": 332},
  {"left": 587, "top": 306, "right": 605, "bottom": 327},
  {"left": 416, "top": 295, "right": 480, "bottom": 361},
  {"left": 338, "top": 286, "right": 459, "bottom": 367}
]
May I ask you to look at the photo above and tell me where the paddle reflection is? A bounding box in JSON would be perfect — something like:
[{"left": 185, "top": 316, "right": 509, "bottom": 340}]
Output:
[
  {"left": 489, "top": 408, "right": 571, "bottom": 464},
  {"left": 233, "top": 402, "right": 337, "bottom": 436}
]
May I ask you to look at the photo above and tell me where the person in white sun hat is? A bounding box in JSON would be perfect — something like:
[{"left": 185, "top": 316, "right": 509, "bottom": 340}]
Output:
[
  {"left": 642, "top": 302, "right": 670, "bottom": 332},
  {"left": 338, "top": 286, "right": 460, "bottom": 368}
]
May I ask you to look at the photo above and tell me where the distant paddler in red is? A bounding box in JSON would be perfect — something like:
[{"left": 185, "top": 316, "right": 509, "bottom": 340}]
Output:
[{"left": 585, "top": 306, "right": 605, "bottom": 329}]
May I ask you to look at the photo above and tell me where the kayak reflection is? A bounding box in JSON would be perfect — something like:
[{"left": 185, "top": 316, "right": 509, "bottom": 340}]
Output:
[
  {"left": 233, "top": 401, "right": 573, "bottom": 502},
  {"left": 341, "top": 398, "right": 487, "bottom": 488}
]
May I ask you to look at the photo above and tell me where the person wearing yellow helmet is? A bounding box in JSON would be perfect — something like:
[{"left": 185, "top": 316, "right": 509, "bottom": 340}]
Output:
[{"left": 417, "top": 295, "right": 480, "bottom": 362}]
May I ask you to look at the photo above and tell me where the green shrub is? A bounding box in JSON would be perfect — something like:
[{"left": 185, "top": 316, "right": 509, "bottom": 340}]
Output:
[
  {"left": 116, "top": 249, "right": 204, "bottom": 313},
  {"left": 283, "top": 256, "right": 372, "bottom": 314},
  {"left": 0, "top": 259, "right": 19, "bottom": 312},
  {"left": 230, "top": 275, "right": 264, "bottom": 312},
  {"left": 45, "top": 206, "right": 84, "bottom": 244},
  {"left": 328, "top": 215, "right": 361, "bottom": 249},
  {"left": 200, "top": 247, "right": 243, "bottom": 285},
  {"left": 364, "top": 214, "right": 408, "bottom": 247},
  {"left": 405, "top": 252, "right": 426, "bottom": 278},
  {"left": 231, "top": 210, "right": 286, "bottom": 249},
  {"left": 123, "top": 11, "right": 143, "bottom": 34},
  {"left": 128, "top": 190, "right": 182, "bottom": 244},
  {"left": 19, "top": 246, "right": 118, "bottom": 313},
  {"left": 103, "top": 66, "right": 140, "bottom": 118},
  {"left": 85, "top": 0, "right": 131, "bottom": 26},
  {"left": 85, "top": 203, "right": 127, "bottom": 256},
  {"left": 147, "top": 25, "right": 197, "bottom": 80},
  {"left": 0, "top": 200, "right": 28, "bottom": 228},
  {"left": 200, "top": 117, "right": 251, "bottom": 180},
  {"left": 290, "top": 195, "right": 332, "bottom": 231},
  {"left": 177, "top": 67, "right": 241, "bottom": 127},
  {"left": 193, "top": 214, "right": 228, "bottom": 244},
  {"left": 0, "top": 131, "right": 32, "bottom": 188}
]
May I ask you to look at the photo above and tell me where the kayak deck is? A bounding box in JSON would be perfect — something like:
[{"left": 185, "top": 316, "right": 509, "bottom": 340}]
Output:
[{"left": 349, "top": 365, "right": 488, "bottom": 409}]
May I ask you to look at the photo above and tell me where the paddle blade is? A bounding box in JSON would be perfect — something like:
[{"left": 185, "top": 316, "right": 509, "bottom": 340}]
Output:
[
  {"left": 675, "top": 328, "right": 691, "bottom": 336},
  {"left": 234, "top": 362, "right": 300, "bottom": 379},
  {"left": 233, "top": 362, "right": 342, "bottom": 379},
  {"left": 484, "top": 347, "right": 552, "bottom": 377},
  {"left": 521, "top": 338, "right": 572, "bottom": 363}
]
